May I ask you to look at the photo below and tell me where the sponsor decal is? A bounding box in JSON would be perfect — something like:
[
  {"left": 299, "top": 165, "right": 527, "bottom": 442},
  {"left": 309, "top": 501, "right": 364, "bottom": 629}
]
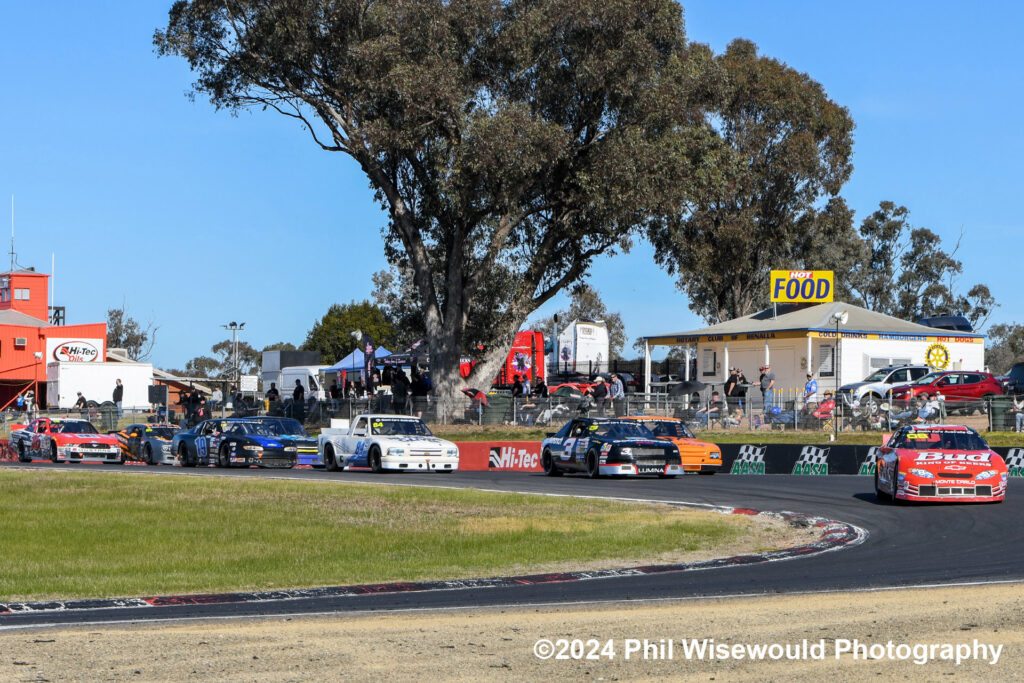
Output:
[
  {"left": 857, "top": 446, "right": 882, "bottom": 475},
  {"left": 730, "top": 444, "right": 766, "bottom": 475},
  {"left": 52, "top": 340, "right": 100, "bottom": 363},
  {"left": 770, "top": 270, "right": 834, "bottom": 303},
  {"left": 914, "top": 453, "right": 991, "bottom": 463},
  {"left": 488, "top": 446, "right": 540, "bottom": 470},
  {"left": 793, "top": 445, "right": 830, "bottom": 475},
  {"left": 1004, "top": 448, "right": 1024, "bottom": 477}
]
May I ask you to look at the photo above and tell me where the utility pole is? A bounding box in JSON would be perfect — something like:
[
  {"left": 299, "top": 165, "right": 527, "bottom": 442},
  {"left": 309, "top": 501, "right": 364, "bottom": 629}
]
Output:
[{"left": 221, "top": 321, "right": 246, "bottom": 388}]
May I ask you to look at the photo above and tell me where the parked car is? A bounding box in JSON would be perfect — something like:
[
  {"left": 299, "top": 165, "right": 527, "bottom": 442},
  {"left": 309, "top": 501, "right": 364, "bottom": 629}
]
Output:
[
  {"left": 889, "top": 370, "right": 1003, "bottom": 410},
  {"left": 839, "top": 365, "right": 931, "bottom": 405},
  {"left": 1002, "top": 362, "right": 1024, "bottom": 397}
]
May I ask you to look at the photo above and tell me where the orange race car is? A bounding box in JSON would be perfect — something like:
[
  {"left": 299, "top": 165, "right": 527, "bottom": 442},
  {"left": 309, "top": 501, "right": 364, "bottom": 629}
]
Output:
[{"left": 622, "top": 416, "right": 721, "bottom": 474}]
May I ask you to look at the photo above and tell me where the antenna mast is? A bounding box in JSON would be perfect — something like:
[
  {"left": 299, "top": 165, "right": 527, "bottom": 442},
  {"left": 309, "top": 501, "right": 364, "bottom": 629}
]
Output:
[{"left": 9, "top": 195, "right": 13, "bottom": 275}]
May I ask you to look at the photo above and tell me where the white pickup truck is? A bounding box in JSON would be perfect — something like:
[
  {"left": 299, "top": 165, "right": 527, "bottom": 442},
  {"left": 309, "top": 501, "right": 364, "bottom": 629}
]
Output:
[{"left": 317, "top": 414, "right": 459, "bottom": 473}]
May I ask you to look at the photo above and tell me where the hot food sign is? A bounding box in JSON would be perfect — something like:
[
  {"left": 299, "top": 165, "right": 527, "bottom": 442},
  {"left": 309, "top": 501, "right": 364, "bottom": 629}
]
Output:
[{"left": 47, "top": 338, "right": 102, "bottom": 363}]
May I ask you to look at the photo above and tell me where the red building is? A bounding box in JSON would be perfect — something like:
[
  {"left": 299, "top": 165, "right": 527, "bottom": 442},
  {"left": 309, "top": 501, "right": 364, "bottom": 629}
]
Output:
[{"left": 0, "top": 269, "right": 106, "bottom": 408}]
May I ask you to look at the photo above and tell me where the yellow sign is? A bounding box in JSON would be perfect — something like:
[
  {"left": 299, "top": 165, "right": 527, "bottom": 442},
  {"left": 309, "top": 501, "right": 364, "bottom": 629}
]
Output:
[
  {"left": 925, "top": 342, "right": 950, "bottom": 370},
  {"left": 770, "top": 270, "right": 834, "bottom": 303}
]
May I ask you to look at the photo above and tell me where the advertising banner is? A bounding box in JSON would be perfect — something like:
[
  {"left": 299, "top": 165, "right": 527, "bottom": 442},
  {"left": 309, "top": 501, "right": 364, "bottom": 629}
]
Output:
[
  {"left": 770, "top": 270, "right": 834, "bottom": 303},
  {"left": 45, "top": 337, "right": 103, "bottom": 363},
  {"left": 455, "top": 441, "right": 544, "bottom": 472}
]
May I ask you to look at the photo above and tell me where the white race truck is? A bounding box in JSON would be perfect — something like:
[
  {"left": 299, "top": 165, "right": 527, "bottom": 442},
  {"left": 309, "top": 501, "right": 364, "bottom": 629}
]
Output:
[{"left": 317, "top": 414, "right": 459, "bottom": 473}]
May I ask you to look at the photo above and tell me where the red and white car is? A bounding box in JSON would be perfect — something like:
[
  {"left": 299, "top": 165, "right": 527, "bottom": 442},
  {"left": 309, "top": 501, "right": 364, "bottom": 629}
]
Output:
[
  {"left": 874, "top": 424, "right": 1007, "bottom": 503},
  {"left": 14, "top": 418, "right": 122, "bottom": 464}
]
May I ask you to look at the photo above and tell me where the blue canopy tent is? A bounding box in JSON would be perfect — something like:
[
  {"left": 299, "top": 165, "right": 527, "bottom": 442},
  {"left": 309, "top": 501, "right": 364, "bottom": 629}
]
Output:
[{"left": 325, "top": 347, "right": 392, "bottom": 373}]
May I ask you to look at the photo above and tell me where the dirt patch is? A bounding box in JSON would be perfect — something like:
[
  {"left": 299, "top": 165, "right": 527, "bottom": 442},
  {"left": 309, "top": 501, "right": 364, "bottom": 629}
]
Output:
[{"left": 2, "top": 583, "right": 1021, "bottom": 681}]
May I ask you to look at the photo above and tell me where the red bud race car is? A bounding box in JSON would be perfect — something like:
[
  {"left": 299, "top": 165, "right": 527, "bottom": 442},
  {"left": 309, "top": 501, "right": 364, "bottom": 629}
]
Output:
[{"left": 874, "top": 424, "right": 1007, "bottom": 503}]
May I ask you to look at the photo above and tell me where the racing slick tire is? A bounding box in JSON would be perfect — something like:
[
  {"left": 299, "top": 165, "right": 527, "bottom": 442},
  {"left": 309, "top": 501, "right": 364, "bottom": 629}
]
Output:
[
  {"left": 874, "top": 462, "right": 890, "bottom": 500},
  {"left": 143, "top": 444, "right": 155, "bottom": 466},
  {"left": 50, "top": 443, "right": 59, "bottom": 464},
  {"left": 217, "top": 444, "right": 231, "bottom": 468},
  {"left": 369, "top": 446, "right": 384, "bottom": 474},
  {"left": 179, "top": 444, "right": 195, "bottom": 468},
  {"left": 890, "top": 461, "right": 902, "bottom": 504},
  {"left": 324, "top": 444, "right": 340, "bottom": 472},
  {"left": 585, "top": 449, "right": 601, "bottom": 479},
  {"left": 17, "top": 442, "right": 29, "bottom": 463},
  {"left": 541, "top": 449, "right": 562, "bottom": 477}
]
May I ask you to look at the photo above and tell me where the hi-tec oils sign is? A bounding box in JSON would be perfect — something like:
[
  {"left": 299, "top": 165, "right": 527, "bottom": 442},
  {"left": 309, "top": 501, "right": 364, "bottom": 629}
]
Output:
[{"left": 770, "top": 270, "right": 834, "bottom": 303}]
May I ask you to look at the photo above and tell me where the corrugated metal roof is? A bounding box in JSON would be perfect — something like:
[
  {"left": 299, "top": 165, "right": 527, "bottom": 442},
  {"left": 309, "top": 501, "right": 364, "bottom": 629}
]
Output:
[{"left": 645, "top": 302, "right": 984, "bottom": 340}]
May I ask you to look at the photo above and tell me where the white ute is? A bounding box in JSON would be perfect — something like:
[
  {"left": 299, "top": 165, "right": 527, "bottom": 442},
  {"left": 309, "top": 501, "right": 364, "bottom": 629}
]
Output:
[{"left": 317, "top": 414, "right": 459, "bottom": 473}]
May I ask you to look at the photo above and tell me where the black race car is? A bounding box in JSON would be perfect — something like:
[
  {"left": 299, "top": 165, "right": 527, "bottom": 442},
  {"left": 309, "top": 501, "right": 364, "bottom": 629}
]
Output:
[
  {"left": 171, "top": 418, "right": 297, "bottom": 468},
  {"left": 540, "top": 417, "right": 682, "bottom": 477}
]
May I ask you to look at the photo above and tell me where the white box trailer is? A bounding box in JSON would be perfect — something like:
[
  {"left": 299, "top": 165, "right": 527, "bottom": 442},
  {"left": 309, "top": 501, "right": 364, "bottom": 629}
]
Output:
[
  {"left": 46, "top": 361, "right": 154, "bottom": 410},
  {"left": 556, "top": 319, "right": 610, "bottom": 373}
]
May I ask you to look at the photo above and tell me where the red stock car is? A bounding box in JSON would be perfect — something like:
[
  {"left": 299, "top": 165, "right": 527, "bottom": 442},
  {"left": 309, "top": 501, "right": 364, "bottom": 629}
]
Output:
[
  {"left": 12, "top": 418, "right": 122, "bottom": 464},
  {"left": 874, "top": 424, "right": 1007, "bottom": 503}
]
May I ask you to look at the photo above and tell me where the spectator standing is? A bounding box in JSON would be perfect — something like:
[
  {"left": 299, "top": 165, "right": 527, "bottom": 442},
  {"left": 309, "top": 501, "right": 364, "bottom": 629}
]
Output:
[
  {"left": 759, "top": 365, "right": 776, "bottom": 410},
  {"left": 329, "top": 381, "right": 341, "bottom": 411},
  {"left": 293, "top": 379, "right": 306, "bottom": 423},
  {"left": 391, "top": 369, "right": 409, "bottom": 414},
  {"left": 724, "top": 368, "right": 740, "bottom": 402},
  {"left": 74, "top": 391, "right": 87, "bottom": 409},
  {"left": 592, "top": 376, "right": 609, "bottom": 415},
  {"left": 609, "top": 374, "right": 625, "bottom": 416},
  {"left": 521, "top": 375, "right": 532, "bottom": 397},
  {"left": 113, "top": 379, "right": 124, "bottom": 419},
  {"left": 803, "top": 373, "right": 818, "bottom": 405},
  {"left": 1013, "top": 395, "right": 1024, "bottom": 432},
  {"left": 265, "top": 383, "right": 280, "bottom": 402},
  {"left": 533, "top": 377, "right": 549, "bottom": 398},
  {"left": 410, "top": 370, "right": 430, "bottom": 417},
  {"left": 512, "top": 376, "right": 524, "bottom": 398}
]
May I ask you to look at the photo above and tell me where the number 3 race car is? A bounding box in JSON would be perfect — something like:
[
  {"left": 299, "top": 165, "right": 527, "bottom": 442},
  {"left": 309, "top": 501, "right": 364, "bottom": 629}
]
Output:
[
  {"left": 541, "top": 417, "right": 683, "bottom": 477},
  {"left": 874, "top": 424, "right": 1007, "bottom": 503}
]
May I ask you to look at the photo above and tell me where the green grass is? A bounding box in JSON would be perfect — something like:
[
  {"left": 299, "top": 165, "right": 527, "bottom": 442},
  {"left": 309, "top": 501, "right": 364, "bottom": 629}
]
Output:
[{"left": 0, "top": 470, "right": 752, "bottom": 601}]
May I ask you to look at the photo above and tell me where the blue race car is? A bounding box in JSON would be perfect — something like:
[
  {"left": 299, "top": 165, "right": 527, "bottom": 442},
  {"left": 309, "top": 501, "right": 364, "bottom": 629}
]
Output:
[
  {"left": 540, "top": 417, "right": 682, "bottom": 477},
  {"left": 172, "top": 418, "right": 296, "bottom": 468},
  {"left": 246, "top": 416, "right": 321, "bottom": 466}
]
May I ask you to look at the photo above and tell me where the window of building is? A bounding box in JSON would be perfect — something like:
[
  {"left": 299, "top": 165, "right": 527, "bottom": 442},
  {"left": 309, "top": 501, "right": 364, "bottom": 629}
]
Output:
[
  {"left": 818, "top": 344, "right": 835, "bottom": 377},
  {"left": 13, "top": 288, "right": 29, "bottom": 300},
  {"left": 701, "top": 349, "right": 717, "bottom": 377}
]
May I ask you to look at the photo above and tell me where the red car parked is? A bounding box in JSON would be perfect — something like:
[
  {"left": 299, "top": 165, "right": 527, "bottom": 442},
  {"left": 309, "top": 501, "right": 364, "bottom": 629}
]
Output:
[{"left": 890, "top": 370, "right": 1004, "bottom": 403}]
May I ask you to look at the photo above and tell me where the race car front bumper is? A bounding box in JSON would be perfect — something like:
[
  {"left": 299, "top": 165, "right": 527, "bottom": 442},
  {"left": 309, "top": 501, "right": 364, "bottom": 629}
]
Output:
[{"left": 599, "top": 463, "right": 683, "bottom": 476}]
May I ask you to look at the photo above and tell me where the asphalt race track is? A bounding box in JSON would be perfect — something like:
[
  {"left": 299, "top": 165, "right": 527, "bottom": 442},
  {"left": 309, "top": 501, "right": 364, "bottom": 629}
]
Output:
[{"left": 2, "top": 462, "right": 1022, "bottom": 628}]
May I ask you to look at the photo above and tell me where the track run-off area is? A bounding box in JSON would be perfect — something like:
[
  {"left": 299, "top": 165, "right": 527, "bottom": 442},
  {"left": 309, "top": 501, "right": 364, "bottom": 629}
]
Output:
[{"left": 0, "top": 462, "right": 1021, "bottom": 629}]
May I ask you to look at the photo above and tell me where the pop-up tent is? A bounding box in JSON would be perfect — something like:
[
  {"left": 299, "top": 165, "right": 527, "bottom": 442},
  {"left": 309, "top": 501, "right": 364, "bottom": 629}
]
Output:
[{"left": 326, "top": 347, "right": 392, "bottom": 372}]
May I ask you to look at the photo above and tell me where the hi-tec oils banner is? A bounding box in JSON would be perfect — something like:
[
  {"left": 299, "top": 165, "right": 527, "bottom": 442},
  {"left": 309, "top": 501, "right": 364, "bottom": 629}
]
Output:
[{"left": 770, "top": 270, "right": 834, "bottom": 303}]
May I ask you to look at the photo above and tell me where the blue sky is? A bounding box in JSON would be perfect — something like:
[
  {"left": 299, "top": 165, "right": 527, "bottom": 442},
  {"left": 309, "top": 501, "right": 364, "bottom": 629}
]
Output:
[{"left": 1, "top": 1, "right": 1019, "bottom": 370}]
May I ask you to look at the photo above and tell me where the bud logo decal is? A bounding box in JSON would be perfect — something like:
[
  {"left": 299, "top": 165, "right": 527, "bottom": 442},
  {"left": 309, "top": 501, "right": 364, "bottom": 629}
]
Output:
[
  {"left": 730, "top": 445, "right": 766, "bottom": 474},
  {"left": 793, "top": 445, "right": 829, "bottom": 475}
]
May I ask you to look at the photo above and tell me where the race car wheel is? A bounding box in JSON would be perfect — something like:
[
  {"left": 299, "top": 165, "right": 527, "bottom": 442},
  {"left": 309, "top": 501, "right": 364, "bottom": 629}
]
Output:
[
  {"left": 874, "top": 462, "right": 890, "bottom": 500},
  {"left": 143, "top": 444, "right": 155, "bottom": 465},
  {"left": 218, "top": 445, "right": 231, "bottom": 468},
  {"left": 369, "top": 446, "right": 383, "bottom": 473},
  {"left": 50, "top": 443, "right": 58, "bottom": 464},
  {"left": 324, "top": 444, "right": 339, "bottom": 472},
  {"left": 179, "top": 444, "right": 195, "bottom": 468},
  {"left": 17, "top": 442, "right": 29, "bottom": 463},
  {"left": 541, "top": 449, "right": 562, "bottom": 477},
  {"left": 890, "top": 461, "right": 902, "bottom": 504},
  {"left": 585, "top": 449, "right": 600, "bottom": 478}
]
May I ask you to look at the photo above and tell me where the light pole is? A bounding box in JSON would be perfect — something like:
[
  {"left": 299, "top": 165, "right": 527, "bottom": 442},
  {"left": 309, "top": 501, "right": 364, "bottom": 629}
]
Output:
[
  {"left": 832, "top": 310, "right": 848, "bottom": 440},
  {"left": 222, "top": 321, "right": 246, "bottom": 388}
]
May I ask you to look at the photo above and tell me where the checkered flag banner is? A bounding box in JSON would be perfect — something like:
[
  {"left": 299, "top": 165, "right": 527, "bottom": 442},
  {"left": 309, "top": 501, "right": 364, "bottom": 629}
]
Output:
[
  {"left": 796, "top": 445, "right": 830, "bottom": 466},
  {"left": 861, "top": 446, "right": 881, "bottom": 469},
  {"left": 1004, "top": 448, "right": 1024, "bottom": 471},
  {"left": 736, "top": 444, "right": 766, "bottom": 463}
]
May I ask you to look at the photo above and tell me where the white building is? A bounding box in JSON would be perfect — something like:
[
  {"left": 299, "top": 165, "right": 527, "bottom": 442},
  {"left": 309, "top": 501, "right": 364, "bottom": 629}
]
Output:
[{"left": 641, "top": 302, "right": 985, "bottom": 398}]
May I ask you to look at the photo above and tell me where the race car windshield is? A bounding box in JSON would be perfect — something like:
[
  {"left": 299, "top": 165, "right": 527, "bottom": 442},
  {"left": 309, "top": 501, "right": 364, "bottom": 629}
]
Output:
[
  {"left": 897, "top": 431, "right": 988, "bottom": 450},
  {"left": 234, "top": 423, "right": 277, "bottom": 436},
  {"left": 647, "top": 421, "right": 695, "bottom": 439},
  {"left": 592, "top": 422, "right": 656, "bottom": 439},
  {"left": 912, "top": 372, "right": 943, "bottom": 385},
  {"left": 53, "top": 422, "right": 98, "bottom": 434},
  {"left": 371, "top": 420, "right": 432, "bottom": 436},
  {"left": 262, "top": 419, "right": 307, "bottom": 436},
  {"left": 144, "top": 427, "right": 175, "bottom": 439}
]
